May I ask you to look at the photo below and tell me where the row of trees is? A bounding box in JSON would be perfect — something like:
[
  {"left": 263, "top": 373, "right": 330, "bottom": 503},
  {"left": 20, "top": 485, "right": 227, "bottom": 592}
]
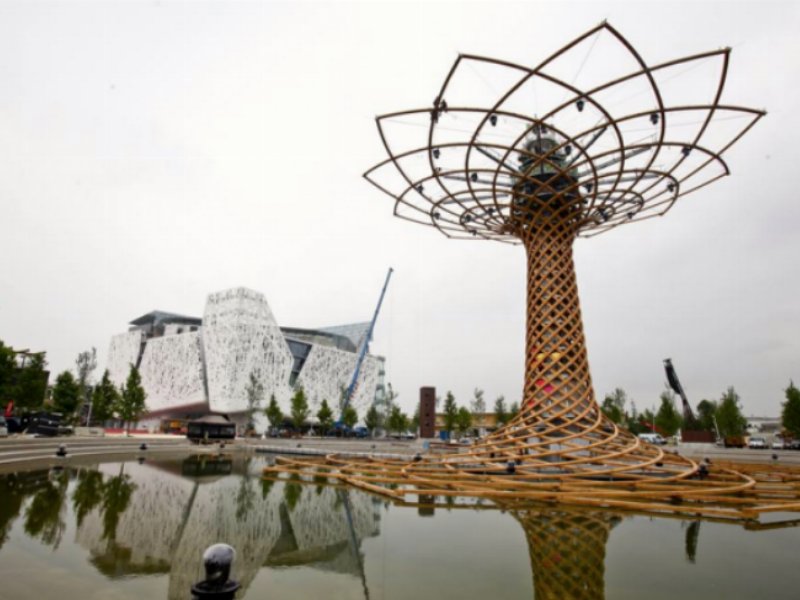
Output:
[
  {"left": 260, "top": 378, "right": 800, "bottom": 441},
  {"left": 52, "top": 361, "right": 147, "bottom": 430},
  {"left": 1, "top": 339, "right": 147, "bottom": 429},
  {"left": 600, "top": 382, "right": 800, "bottom": 439},
  {"left": 437, "top": 388, "right": 522, "bottom": 438},
  {"left": 255, "top": 381, "right": 361, "bottom": 434}
]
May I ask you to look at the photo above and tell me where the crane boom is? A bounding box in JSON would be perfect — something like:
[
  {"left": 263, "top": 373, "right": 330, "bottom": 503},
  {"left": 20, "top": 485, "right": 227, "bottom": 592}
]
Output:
[
  {"left": 663, "top": 358, "right": 695, "bottom": 423},
  {"left": 340, "top": 267, "right": 393, "bottom": 420}
]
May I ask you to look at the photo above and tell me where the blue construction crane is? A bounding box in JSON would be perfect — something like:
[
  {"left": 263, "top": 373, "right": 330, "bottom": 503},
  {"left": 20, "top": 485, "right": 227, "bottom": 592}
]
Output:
[{"left": 339, "top": 267, "right": 393, "bottom": 422}]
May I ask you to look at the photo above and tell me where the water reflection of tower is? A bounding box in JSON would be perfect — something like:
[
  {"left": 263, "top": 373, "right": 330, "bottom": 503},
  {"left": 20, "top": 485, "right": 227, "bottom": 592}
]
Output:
[{"left": 511, "top": 509, "right": 620, "bottom": 600}]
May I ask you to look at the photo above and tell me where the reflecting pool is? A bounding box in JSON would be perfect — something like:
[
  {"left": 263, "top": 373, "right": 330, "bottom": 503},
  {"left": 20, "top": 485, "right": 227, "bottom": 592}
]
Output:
[{"left": 1, "top": 454, "right": 799, "bottom": 599}]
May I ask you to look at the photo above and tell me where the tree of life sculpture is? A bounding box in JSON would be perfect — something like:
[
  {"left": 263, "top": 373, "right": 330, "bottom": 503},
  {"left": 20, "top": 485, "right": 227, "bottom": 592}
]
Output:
[{"left": 266, "top": 24, "right": 800, "bottom": 519}]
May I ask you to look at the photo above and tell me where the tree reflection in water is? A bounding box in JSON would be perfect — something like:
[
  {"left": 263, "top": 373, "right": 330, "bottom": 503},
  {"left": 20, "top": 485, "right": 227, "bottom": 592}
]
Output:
[
  {"left": 685, "top": 520, "right": 701, "bottom": 563},
  {"left": 0, "top": 471, "right": 49, "bottom": 550},
  {"left": 283, "top": 472, "right": 302, "bottom": 511},
  {"left": 72, "top": 469, "right": 104, "bottom": 528},
  {"left": 100, "top": 464, "right": 136, "bottom": 542},
  {"left": 11, "top": 456, "right": 800, "bottom": 600},
  {"left": 23, "top": 468, "right": 70, "bottom": 549},
  {"left": 235, "top": 458, "right": 256, "bottom": 521}
]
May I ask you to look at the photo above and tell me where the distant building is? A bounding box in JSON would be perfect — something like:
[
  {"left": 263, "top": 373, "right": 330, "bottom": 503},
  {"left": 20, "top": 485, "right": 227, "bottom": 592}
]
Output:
[{"left": 106, "top": 287, "right": 385, "bottom": 430}]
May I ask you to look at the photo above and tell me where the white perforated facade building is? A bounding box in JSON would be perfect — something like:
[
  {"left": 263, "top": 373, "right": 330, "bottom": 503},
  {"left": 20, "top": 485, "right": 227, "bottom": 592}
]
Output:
[{"left": 106, "top": 287, "right": 385, "bottom": 430}]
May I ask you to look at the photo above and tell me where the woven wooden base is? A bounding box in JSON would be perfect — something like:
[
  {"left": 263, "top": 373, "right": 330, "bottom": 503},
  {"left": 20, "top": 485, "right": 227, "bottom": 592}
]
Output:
[{"left": 263, "top": 454, "right": 800, "bottom": 521}]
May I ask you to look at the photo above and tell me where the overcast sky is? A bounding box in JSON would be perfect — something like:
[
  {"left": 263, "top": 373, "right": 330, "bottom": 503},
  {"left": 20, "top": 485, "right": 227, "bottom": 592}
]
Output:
[{"left": 1, "top": 0, "right": 798, "bottom": 417}]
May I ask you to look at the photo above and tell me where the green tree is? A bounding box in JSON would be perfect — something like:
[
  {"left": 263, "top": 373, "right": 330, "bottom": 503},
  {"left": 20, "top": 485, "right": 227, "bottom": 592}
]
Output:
[
  {"left": 781, "top": 381, "right": 800, "bottom": 438},
  {"left": 508, "top": 401, "right": 520, "bottom": 418},
  {"left": 317, "top": 399, "right": 334, "bottom": 433},
  {"left": 443, "top": 391, "right": 458, "bottom": 435},
  {"left": 410, "top": 405, "right": 420, "bottom": 433},
  {"left": 456, "top": 406, "right": 473, "bottom": 438},
  {"left": 470, "top": 388, "right": 485, "bottom": 432},
  {"left": 90, "top": 370, "right": 119, "bottom": 424},
  {"left": 244, "top": 371, "right": 264, "bottom": 433},
  {"left": 117, "top": 365, "right": 147, "bottom": 433},
  {"left": 387, "top": 405, "right": 408, "bottom": 436},
  {"left": 52, "top": 371, "right": 81, "bottom": 418},
  {"left": 342, "top": 405, "right": 358, "bottom": 429},
  {"left": 290, "top": 387, "right": 310, "bottom": 431},
  {"left": 471, "top": 388, "right": 486, "bottom": 414},
  {"left": 601, "top": 388, "right": 627, "bottom": 425},
  {"left": 494, "top": 396, "right": 508, "bottom": 427},
  {"left": 265, "top": 394, "right": 283, "bottom": 430},
  {"left": 715, "top": 387, "right": 747, "bottom": 438},
  {"left": 17, "top": 352, "right": 48, "bottom": 410},
  {"left": 0, "top": 340, "right": 18, "bottom": 404},
  {"left": 655, "top": 387, "right": 683, "bottom": 436},
  {"left": 75, "top": 347, "right": 97, "bottom": 423},
  {"left": 383, "top": 382, "right": 398, "bottom": 423},
  {"left": 365, "top": 404, "right": 381, "bottom": 435},
  {"left": 639, "top": 408, "right": 657, "bottom": 432},
  {"left": 696, "top": 399, "right": 717, "bottom": 432},
  {"left": 626, "top": 400, "right": 646, "bottom": 434}
]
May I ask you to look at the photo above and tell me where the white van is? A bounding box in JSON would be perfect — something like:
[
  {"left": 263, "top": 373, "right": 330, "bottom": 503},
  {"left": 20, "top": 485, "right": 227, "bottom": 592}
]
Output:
[{"left": 638, "top": 432, "right": 666, "bottom": 445}]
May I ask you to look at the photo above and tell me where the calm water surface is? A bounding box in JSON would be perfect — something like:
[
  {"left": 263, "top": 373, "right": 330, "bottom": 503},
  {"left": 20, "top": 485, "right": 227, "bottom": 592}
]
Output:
[{"left": 0, "top": 454, "right": 798, "bottom": 599}]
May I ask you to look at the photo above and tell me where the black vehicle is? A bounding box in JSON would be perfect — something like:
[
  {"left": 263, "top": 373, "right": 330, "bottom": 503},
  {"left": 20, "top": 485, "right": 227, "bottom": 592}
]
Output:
[
  {"left": 27, "top": 412, "right": 65, "bottom": 436},
  {"left": 186, "top": 414, "right": 236, "bottom": 443},
  {"left": 5, "top": 412, "right": 65, "bottom": 436},
  {"left": 4, "top": 416, "right": 24, "bottom": 433}
]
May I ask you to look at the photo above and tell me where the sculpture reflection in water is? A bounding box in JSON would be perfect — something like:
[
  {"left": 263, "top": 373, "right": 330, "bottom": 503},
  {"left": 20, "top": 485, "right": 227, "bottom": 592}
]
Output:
[
  {"left": 0, "top": 455, "right": 382, "bottom": 599},
  {"left": 4, "top": 456, "right": 799, "bottom": 599},
  {"left": 0, "top": 464, "right": 624, "bottom": 599},
  {"left": 512, "top": 509, "right": 619, "bottom": 600}
]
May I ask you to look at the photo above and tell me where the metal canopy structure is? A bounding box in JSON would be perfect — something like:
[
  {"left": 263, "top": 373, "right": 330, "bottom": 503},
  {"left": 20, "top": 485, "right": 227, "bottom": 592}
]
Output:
[
  {"left": 364, "top": 23, "right": 763, "bottom": 243},
  {"left": 265, "top": 23, "right": 800, "bottom": 519}
]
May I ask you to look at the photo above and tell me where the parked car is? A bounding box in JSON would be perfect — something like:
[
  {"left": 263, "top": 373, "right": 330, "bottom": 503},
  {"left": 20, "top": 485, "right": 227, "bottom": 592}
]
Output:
[
  {"left": 748, "top": 436, "right": 767, "bottom": 449},
  {"left": 789, "top": 440, "right": 800, "bottom": 450},
  {"left": 0, "top": 416, "right": 8, "bottom": 437},
  {"left": 353, "top": 426, "right": 370, "bottom": 439},
  {"left": 772, "top": 439, "right": 785, "bottom": 450},
  {"left": 638, "top": 433, "right": 666, "bottom": 445}
]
